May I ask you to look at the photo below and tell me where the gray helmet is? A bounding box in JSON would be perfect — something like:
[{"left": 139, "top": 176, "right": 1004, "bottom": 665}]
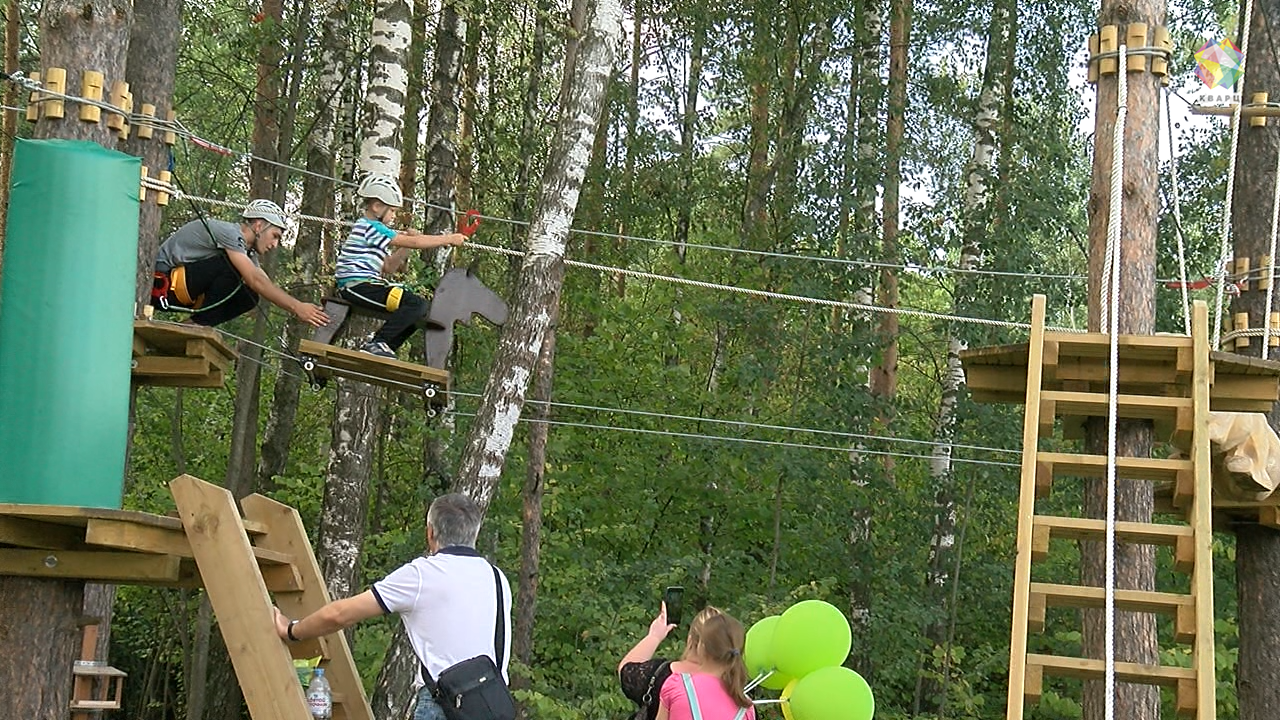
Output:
[
  {"left": 357, "top": 173, "right": 404, "bottom": 207},
  {"left": 242, "top": 199, "right": 288, "bottom": 229}
]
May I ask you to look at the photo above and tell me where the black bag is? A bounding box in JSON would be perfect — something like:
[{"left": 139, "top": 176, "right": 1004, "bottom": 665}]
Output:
[{"left": 424, "top": 564, "right": 516, "bottom": 720}]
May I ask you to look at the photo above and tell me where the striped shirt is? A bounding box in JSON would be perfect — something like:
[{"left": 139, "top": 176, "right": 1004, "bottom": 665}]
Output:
[{"left": 336, "top": 218, "right": 397, "bottom": 287}]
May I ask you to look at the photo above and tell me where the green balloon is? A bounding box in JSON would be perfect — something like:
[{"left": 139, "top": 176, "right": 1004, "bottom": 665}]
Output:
[
  {"left": 788, "top": 666, "right": 874, "bottom": 720},
  {"left": 744, "top": 615, "right": 782, "bottom": 678},
  {"left": 772, "top": 600, "right": 852, "bottom": 678},
  {"left": 760, "top": 669, "right": 794, "bottom": 691}
]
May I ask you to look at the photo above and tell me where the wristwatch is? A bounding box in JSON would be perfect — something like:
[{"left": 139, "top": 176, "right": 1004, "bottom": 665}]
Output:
[{"left": 287, "top": 619, "right": 301, "bottom": 642}]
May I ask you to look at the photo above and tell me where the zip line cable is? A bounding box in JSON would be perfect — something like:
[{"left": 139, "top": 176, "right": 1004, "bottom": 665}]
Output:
[{"left": 194, "top": 320, "right": 1023, "bottom": 462}]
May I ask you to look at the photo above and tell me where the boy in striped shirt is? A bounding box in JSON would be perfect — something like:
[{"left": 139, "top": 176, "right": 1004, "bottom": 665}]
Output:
[{"left": 336, "top": 174, "right": 466, "bottom": 358}]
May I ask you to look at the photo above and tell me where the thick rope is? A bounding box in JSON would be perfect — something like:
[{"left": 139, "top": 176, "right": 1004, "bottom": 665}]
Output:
[
  {"left": 1103, "top": 44, "right": 1130, "bottom": 720},
  {"left": 1213, "top": 0, "right": 1257, "bottom": 347},
  {"left": 1164, "top": 87, "right": 1192, "bottom": 334}
]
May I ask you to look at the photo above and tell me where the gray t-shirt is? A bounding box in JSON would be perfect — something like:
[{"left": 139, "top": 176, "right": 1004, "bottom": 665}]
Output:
[{"left": 155, "top": 219, "right": 257, "bottom": 272}]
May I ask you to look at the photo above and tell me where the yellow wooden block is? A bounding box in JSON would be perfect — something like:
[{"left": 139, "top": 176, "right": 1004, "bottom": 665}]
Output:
[
  {"left": 25, "top": 71, "right": 39, "bottom": 121},
  {"left": 1087, "top": 33, "right": 1100, "bottom": 83},
  {"left": 79, "top": 70, "right": 104, "bottom": 123},
  {"left": 119, "top": 90, "right": 134, "bottom": 139},
  {"left": 1023, "top": 661, "right": 1044, "bottom": 705},
  {"left": 1251, "top": 92, "right": 1269, "bottom": 127},
  {"left": 1152, "top": 26, "right": 1171, "bottom": 77},
  {"left": 44, "top": 67, "right": 66, "bottom": 119},
  {"left": 1175, "top": 534, "right": 1195, "bottom": 573},
  {"left": 1260, "top": 254, "right": 1273, "bottom": 290},
  {"left": 1126, "top": 24, "right": 1148, "bottom": 72},
  {"left": 137, "top": 102, "right": 156, "bottom": 139},
  {"left": 1176, "top": 678, "right": 1197, "bottom": 716},
  {"left": 107, "top": 80, "right": 127, "bottom": 131},
  {"left": 1236, "top": 256, "right": 1251, "bottom": 291},
  {"left": 1236, "top": 312, "right": 1251, "bottom": 349},
  {"left": 140, "top": 166, "right": 148, "bottom": 202},
  {"left": 1099, "top": 25, "right": 1118, "bottom": 75},
  {"left": 157, "top": 169, "right": 172, "bottom": 206},
  {"left": 164, "top": 109, "right": 177, "bottom": 145},
  {"left": 1174, "top": 603, "right": 1196, "bottom": 644}
]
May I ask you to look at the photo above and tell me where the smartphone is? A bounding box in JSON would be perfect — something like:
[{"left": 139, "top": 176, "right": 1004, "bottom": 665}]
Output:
[{"left": 663, "top": 586, "right": 685, "bottom": 627}]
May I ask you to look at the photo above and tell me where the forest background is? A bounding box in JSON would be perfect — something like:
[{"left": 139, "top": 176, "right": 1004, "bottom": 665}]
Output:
[{"left": 0, "top": 0, "right": 1259, "bottom": 718}]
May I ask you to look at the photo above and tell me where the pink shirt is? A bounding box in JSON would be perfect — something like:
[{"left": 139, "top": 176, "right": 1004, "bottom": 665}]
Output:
[{"left": 659, "top": 673, "right": 756, "bottom": 720}]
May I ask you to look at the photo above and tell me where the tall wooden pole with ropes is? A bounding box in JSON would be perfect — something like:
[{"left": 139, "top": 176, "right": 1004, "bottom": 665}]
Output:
[
  {"left": 1225, "top": 1, "right": 1280, "bottom": 717},
  {"left": 1083, "top": 3, "right": 1167, "bottom": 720}
]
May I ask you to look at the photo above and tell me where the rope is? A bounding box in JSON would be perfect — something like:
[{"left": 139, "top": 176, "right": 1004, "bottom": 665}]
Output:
[
  {"left": 1164, "top": 87, "right": 1192, "bottom": 335},
  {"left": 1212, "top": 0, "right": 1257, "bottom": 347},
  {"left": 1102, "top": 44, "right": 1130, "bottom": 720}
]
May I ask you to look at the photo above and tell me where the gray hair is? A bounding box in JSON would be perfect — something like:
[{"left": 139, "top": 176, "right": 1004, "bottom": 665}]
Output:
[{"left": 426, "top": 493, "right": 482, "bottom": 548}]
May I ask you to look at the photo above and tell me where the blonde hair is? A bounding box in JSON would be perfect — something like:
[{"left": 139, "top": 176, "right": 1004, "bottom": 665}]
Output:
[{"left": 686, "top": 607, "right": 751, "bottom": 708}]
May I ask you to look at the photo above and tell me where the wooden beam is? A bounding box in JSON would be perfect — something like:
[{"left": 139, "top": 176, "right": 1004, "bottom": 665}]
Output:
[
  {"left": 1190, "top": 301, "right": 1217, "bottom": 720},
  {"left": 170, "top": 475, "right": 311, "bottom": 720},
  {"left": 0, "top": 549, "right": 180, "bottom": 583},
  {"left": 0, "top": 516, "right": 87, "bottom": 549}
]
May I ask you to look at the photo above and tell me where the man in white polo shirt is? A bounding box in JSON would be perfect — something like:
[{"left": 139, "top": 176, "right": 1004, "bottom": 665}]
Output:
[{"left": 273, "top": 493, "right": 512, "bottom": 720}]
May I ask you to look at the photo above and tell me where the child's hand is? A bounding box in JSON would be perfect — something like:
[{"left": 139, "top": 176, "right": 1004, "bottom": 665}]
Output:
[{"left": 381, "top": 254, "right": 407, "bottom": 278}]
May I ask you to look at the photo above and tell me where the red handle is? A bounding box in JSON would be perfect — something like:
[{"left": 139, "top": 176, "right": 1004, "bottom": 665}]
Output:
[{"left": 458, "top": 209, "right": 481, "bottom": 237}]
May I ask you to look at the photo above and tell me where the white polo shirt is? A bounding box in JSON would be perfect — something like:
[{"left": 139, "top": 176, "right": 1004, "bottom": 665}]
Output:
[{"left": 371, "top": 546, "right": 513, "bottom": 687}]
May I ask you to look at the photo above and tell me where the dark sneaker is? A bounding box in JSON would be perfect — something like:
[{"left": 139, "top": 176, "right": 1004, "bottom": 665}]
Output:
[{"left": 361, "top": 340, "right": 396, "bottom": 358}]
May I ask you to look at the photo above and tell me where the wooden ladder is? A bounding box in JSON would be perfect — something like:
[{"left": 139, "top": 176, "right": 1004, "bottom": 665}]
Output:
[
  {"left": 170, "top": 475, "right": 375, "bottom": 720},
  {"left": 1006, "top": 296, "right": 1216, "bottom": 719}
]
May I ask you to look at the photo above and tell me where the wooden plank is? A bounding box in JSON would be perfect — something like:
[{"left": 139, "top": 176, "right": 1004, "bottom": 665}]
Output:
[
  {"left": 1037, "top": 452, "right": 1190, "bottom": 482},
  {"left": 0, "top": 504, "right": 185, "bottom": 530},
  {"left": 242, "top": 493, "right": 374, "bottom": 720},
  {"left": 170, "top": 475, "right": 311, "bottom": 720},
  {"left": 134, "top": 320, "right": 234, "bottom": 358},
  {"left": 1027, "top": 653, "right": 1195, "bottom": 686},
  {"left": 1040, "top": 390, "right": 1191, "bottom": 420},
  {"left": 1008, "top": 294, "right": 1046, "bottom": 720},
  {"left": 132, "top": 356, "right": 212, "bottom": 377},
  {"left": 0, "top": 549, "right": 180, "bottom": 583},
  {"left": 1029, "top": 582, "right": 1192, "bottom": 615},
  {"left": 1031, "top": 515, "right": 1191, "bottom": 546},
  {"left": 0, "top": 516, "right": 87, "bottom": 549},
  {"left": 299, "top": 340, "right": 448, "bottom": 384},
  {"left": 85, "top": 518, "right": 191, "bottom": 556},
  {"left": 1190, "top": 301, "right": 1217, "bottom": 720},
  {"left": 134, "top": 372, "right": 225, "bottom": 389}
]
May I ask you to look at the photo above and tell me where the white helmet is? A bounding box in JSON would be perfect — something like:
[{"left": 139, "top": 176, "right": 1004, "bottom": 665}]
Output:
[
  {"left": 357, "top": 173, "right": 404, "bottom": 207},
  {"left": 242, "top": 199, "right": 288, "bottom": 229}
]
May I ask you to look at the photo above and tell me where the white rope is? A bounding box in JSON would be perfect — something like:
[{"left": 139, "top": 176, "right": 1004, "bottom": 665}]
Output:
[
  {"left": 1213, "top": 0, "right": 1257, "bottom": 347},
  {"left": 1164, "top": 87, "right": 1192, "bottom": 335},
  {"left": 1262, "top": 124, "right": 1280, "bottom": 359},
  {"left": 1102, "top": 43, "right": 1130, "bottom": 720}
]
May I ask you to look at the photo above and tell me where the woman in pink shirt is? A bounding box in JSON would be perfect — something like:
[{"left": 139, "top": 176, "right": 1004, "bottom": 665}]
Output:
[{"left": 657, "top": 607, "right": 755, "bottom": 720}]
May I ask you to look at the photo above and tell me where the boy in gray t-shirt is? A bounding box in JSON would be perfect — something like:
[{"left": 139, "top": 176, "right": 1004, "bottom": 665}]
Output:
[{"left": 151, "top": 200, "right": 328, "bottom": 328}]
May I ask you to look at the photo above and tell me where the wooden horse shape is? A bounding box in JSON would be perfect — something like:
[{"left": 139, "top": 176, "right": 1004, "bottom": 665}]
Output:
[{"left": 423, "top": 267, "right": 508, "bottom": 368}]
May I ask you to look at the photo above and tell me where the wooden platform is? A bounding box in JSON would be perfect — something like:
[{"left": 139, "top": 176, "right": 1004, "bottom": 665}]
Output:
[
  {"left": 961, "top": 333, "right": 1280, "bottom": 413},
  {"left": 133, "top": 320, "right": 236, "bottom": 388},
  {"left": 298, "top": 339, "right": 449, "bottom": 406},
  {"left": 0, "top": 477, "right": 375, "bottom": 720}
]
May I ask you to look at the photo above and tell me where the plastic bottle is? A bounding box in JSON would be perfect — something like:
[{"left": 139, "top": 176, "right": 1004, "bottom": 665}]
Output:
[{"left": 306, "top": 667, "right": 333, "bottom": 719}]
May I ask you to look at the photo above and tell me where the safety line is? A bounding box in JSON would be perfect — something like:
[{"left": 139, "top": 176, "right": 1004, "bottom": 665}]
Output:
[{"left": 1164, "top": 87, "right": 1192, "bottom": 334}]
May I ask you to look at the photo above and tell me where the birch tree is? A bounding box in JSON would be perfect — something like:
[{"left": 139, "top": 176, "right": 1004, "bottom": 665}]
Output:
[
  {"left": 913, "top": 0, "right": 1011, "bottom": 713},
  {"left": 453, "top": 0, "right": 622, "bottom": 511}
]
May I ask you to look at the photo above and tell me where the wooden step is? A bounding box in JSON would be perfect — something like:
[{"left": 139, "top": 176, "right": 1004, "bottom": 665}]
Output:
[
  {"left": 1026, "top": 583, "right": 1197, "bottom": 641},
  {"left": 1034, "top": 452, "right": 1191, "bottom": 498},
  {"left": 1031, "top": 516, "right": 1196, "bottom": 575},
  {"left": 1039, "top": 391, "right": 1192, "bottom": 446},
  {"left": 1024, "top": 653, "right": 1196, "bottom": 706}
]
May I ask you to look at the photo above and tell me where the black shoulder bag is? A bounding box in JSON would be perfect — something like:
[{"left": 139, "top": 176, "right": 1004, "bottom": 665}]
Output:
[{"left": 423, "top": 563, "right": 516, "bottom": 720}]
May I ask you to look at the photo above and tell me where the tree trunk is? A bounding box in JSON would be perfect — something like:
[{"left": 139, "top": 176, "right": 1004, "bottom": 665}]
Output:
[
  {"left": 453, "top": 0, "right": 621, "bottom": 512},
  {"left": 913, "top": 0, "right": 1009, "bottom": 713},
  {"left": 456, "top": 6, "right": 481, "bottom": 212},
  {"left": 320, "top": 385, "right": 382, "bottom": 602},
  {"left": 870, "top": 0, "right": 908, "bottom": 408},
  {"left": 512, "top": 313, "right": 558, "bottom": 690},
  {"left": 2, "top": 2, "right": 132, "bottom": 712},
  {"left": 674, "top": 20, "right": 702, "bottom": 259},
  {"left": 422, "top": 0, "right": 464, "bottom": 238},
  {"left": 257, "top": 0, "right": 348, "bottom": 491},
  {"left": 1230, "top": 2, "right": 1280, "bottom": 717},
  {"left": 398, "top": 0, "right": 426, "bottom": 200},
  {"left": 0, "top": 0, "right": 20, "bottom": 276},
  {"left": 1081, "top": 3, "right": 1166, "bottom": 719},
  {"left": 361, "top": 0, "right": 413, "bottom": 172},
  {"left": 740, "top": 10, "right": 771, "bottom": 246},
  {"left": 511, "top": 0, "right": 550, "bottom": 252}
]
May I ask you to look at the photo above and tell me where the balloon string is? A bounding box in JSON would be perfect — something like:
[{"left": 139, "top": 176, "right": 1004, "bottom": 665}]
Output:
[
  {"left": 752, "top": 699, "right": 785, "bottom": 706},
  {"left": 744, "top": 670, "right": 773, "bottom": 692}
]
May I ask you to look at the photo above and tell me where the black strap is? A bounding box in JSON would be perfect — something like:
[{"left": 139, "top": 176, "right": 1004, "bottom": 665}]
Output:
[{"left": 422, "top": 561, "right": 506, "bottom": 695}]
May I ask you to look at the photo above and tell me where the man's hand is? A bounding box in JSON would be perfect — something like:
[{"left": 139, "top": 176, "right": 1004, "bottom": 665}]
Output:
[
  {"left": 442, "top": 232, "right": 466, "bottom": 248},
  {"left": 272, "top": 606, "right": 293, "bottom": 641},
  {"left": 294, "top": 302, "right": 330, "bottom": 327}
]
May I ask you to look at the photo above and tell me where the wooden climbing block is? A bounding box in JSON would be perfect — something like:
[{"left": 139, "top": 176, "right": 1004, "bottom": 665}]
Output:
[
  {"left": 298, "top": 339, "right": 449, "bottom": 400},
  {"left": 133, "top": 320, "right": 236, "bottom": 388}
]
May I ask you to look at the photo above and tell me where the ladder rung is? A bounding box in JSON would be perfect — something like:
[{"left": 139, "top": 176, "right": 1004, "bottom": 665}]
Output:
[
  {"left": 1046, "top": 333, "right": 1192, "bottom": 361},
  {"left": 1031, "top": 515, "right": 1191, "bottom": 555},
  {"left": 1040, "top": 390, "right": 1191, "bottom": 420},
  {"left": 1036, "top": 452, "right": 1190, "bottom": 481},
  {"left": 1029, "top": 582, "right": 1193, "bottom": 615},
  {"left": 1026, "top": 653, "right": 1195, "bottom": 687}
]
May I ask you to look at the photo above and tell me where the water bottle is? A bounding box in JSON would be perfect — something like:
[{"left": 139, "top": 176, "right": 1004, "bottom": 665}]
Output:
[{"left": 306, "top": 667, "right": 333, "bottom": 719}]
